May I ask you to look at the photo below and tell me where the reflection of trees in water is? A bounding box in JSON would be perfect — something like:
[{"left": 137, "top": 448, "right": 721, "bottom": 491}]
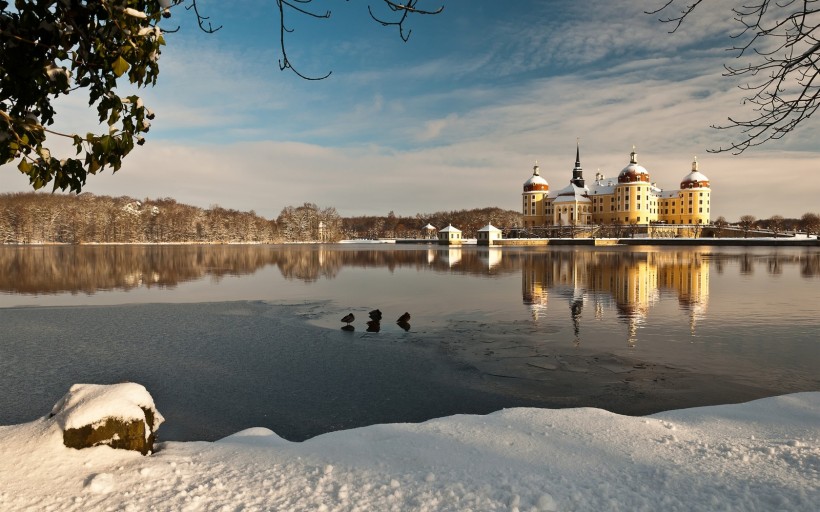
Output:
[
  {"left": 802, "top": 255, "right": 820, "bottom": 277},
  {"left": 741, "top": 254, "right": 755, "bottom": 275},
  {"left": 275, "top": 247, "right": 343, "bottom": 282},
  {"left": 2, "top": 245, "right": 817, "bottom": 297},
  {"left": 0, "top": 245, "right": 523, "bottom": 295},
  {"left": 275, "top": 247, "right": 521, "bottom": 281},
  {"left": 0, "top": 245, "right": 282, "bottom": 295},
  {"left": 707, "top": 251, "right": 820, "bottom": 277}
]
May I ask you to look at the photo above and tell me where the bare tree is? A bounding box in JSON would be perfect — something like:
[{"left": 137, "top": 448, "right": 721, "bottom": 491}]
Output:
[
  {"left": 739, "top": 214, "right": 757, "bottom": 238},
  {"left": 768, "top": 214, "right": 785, "bottom": 236},
  {"left": 650, "top": 0, "right": 820, "bottom": 153},
  {"left": 800, "top": 212, "right": 820, "bottom": 237},
  {"left": 714, "top": 215, "right": 728, "bottom": 238}
]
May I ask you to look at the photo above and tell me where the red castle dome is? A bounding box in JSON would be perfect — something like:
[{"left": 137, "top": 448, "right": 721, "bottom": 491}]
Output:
[
  {"left": 680, "top": 157, "right": 710, "bottom": 189},
  {"left": 618, "top": 148, "right": 651, "bottom": 184},
  {"left": 523, "top": 163, "right": 549, "bottom": 192}
]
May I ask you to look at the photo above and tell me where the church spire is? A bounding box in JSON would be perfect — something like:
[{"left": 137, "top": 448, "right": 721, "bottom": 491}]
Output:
[
  {"left": 571, "top": 138, "right": 585, "bottom": 188},
  {"left": 575, "top": 138, "right": 581, "bottom": 169}
]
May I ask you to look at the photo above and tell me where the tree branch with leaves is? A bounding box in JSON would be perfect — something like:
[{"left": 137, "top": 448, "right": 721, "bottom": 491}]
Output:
[
  {"left": 0, "top": 0, "right": 172, "bottom": 192},
  {"left": 0, "top": 0, "right": 443, "bottom": 192}
]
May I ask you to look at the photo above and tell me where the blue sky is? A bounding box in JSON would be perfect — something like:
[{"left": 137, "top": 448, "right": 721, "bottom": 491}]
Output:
[{"left": 5, "top": 0, "right": 819, "bottom": 220}]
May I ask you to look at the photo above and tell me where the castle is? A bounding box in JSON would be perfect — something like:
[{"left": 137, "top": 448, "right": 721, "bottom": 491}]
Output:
[{"left": 522, "top": 145, "right": 711, "bottom": 228}]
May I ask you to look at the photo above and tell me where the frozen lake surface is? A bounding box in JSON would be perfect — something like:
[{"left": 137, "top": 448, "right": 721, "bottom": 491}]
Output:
[{"left": 1, "top": 244, "right": 818, "bottom": 441}]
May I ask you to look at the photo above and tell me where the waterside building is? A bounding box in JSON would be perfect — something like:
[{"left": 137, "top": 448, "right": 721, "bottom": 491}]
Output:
[{"left": 522, "top": 146, "right": 711, "bottom": 228}]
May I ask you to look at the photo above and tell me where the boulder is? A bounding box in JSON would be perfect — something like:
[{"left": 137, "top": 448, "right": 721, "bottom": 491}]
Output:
[{"left": 49, "top": 383, "right": 164, "bottom": 455}]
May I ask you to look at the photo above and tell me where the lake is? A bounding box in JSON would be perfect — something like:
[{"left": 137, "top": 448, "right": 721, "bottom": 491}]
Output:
[{"left": 0, "top": 244, "right": 818, "bottom": 441}]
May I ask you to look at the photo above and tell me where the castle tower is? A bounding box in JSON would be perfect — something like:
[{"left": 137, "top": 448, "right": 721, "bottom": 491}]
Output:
[
  {"left": 614, "top": 146, "right": 658, "bottom": 225},
  {"left": 678, "top": 157, "right": 711, "bottom": 226},
  {"left": 522, "top": 161, "right": 549, "bottom": 228}
]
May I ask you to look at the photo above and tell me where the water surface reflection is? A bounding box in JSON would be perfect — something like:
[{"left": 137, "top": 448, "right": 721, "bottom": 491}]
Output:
[{"left": 522, "top": 250, "right": 710, "bottom": 345}]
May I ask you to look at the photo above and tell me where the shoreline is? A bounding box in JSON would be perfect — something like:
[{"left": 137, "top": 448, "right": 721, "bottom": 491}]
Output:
[{"left": 3, "top": 237, "right": 818, "bottom": 247}]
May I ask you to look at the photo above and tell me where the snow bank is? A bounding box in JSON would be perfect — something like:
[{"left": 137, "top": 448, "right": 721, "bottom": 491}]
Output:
[{"left": 1, "top": 392, "right": 817, "bottom": 511}]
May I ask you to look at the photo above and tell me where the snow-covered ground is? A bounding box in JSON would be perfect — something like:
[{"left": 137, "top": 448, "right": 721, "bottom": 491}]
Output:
[{"left": 1, "top": 391, "right": 817, "bottom": 511}]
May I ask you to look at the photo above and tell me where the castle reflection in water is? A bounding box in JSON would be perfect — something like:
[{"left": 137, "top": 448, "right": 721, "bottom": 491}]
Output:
[{"left": 519, "top": 250, "right": 709, "bottom": 346}]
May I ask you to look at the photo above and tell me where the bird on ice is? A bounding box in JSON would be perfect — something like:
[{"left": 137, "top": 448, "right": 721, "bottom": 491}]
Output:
[
  {"left": 397, "top": 312, "right": 411, "bottom": 323},
  {"left": 341, "top": 313, "right": 354, "bottom": 325}
]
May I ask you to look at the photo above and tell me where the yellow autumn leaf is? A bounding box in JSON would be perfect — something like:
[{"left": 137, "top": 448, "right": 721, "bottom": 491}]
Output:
[{"left": 112, "top": 56, "right": 130, "bottom": 77}]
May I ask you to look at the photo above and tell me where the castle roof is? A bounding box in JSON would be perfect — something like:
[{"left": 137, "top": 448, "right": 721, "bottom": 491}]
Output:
[
  {"left": 589, "top": 179, "right": 617, "bottom": 195},
  {"left": 523, "top": 162, "right": 549, "bottom": 192},
  {"left": 618, "top": 147, "right": 651, "bottom": 184},
  {"left": 477, "top": 224, "right": 502, "bottom": 233},
  {"left": 551, "top": 183, "right": 591, "bottom": 203},
  {"left": 680, "top": 157, "right": 710, "bottom": 189}
]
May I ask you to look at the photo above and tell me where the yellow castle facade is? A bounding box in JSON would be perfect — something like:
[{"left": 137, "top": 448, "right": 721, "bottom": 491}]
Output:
[{"left": 522, "top": 146, "right": 711, "bottom": 228}]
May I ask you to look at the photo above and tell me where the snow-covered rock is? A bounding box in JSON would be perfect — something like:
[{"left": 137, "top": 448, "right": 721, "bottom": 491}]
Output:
[{"left": 49, "top": 383, "right": 163, "bottom": 455}]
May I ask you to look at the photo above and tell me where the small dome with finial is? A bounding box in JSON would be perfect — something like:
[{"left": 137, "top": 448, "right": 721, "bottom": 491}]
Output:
[
  {"left": 523, "top": 161, "right": 549, "bottom": 192},
  {"left": 680, "top": 156, "right": 710, "bottom": 189},
  {"left": 618, "top": 146, "right": 651, "bottom": 184}
]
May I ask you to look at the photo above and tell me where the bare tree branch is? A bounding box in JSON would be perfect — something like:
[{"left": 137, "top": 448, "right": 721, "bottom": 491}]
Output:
[
  {"left": 186, "top": 0, "right": 222, "bottom": 33},
  {"left": 369, "top": 0, "right": 444, "bottom": 42},
  {"left": 650, "top": 0, "right": 820, "bottom": 153},
  {"left": 187, "top": 0, "right": 444, "bottom": 79}
]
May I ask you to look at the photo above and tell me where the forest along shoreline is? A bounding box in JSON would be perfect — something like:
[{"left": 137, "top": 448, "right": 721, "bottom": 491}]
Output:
[
  {"left": 3, "top": 191, "right": 819, "bottom": 244},
  {"left": 2, "top": 238, "right": 819, "bottom": 246}
]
